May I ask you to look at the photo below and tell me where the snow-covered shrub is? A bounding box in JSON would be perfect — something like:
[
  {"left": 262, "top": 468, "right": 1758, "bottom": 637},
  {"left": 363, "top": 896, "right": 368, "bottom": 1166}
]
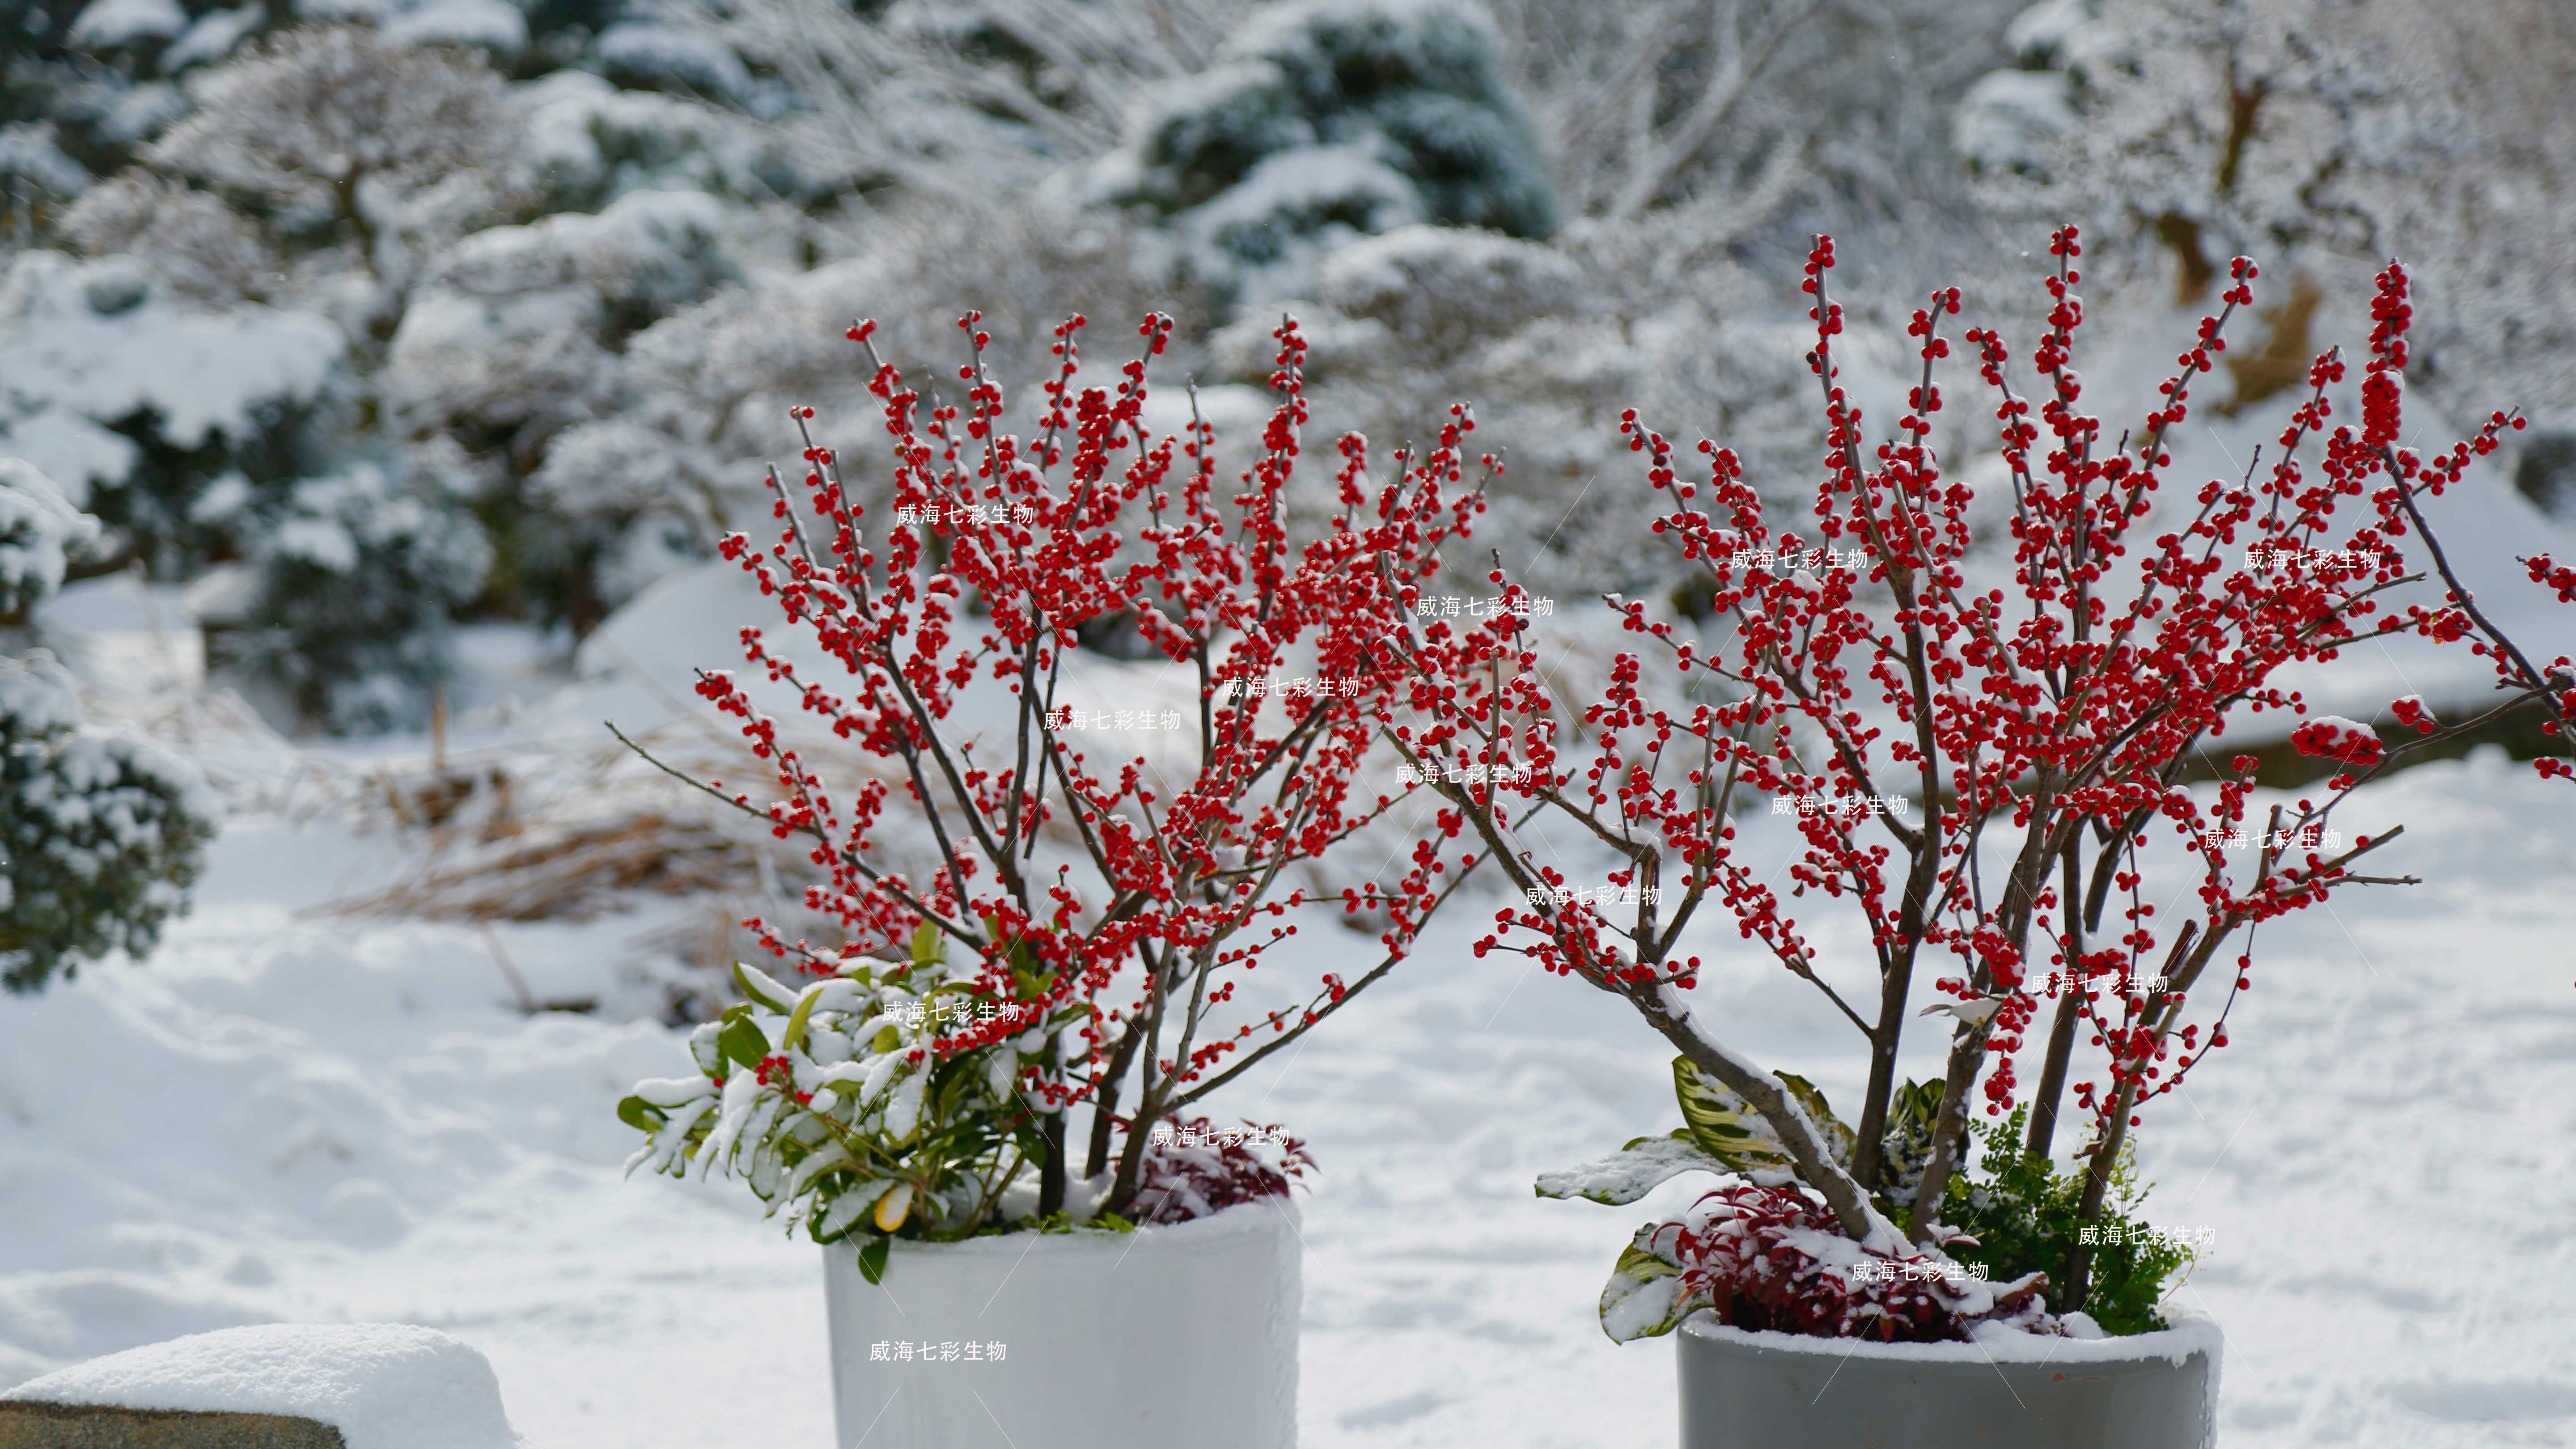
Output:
[
  {"left": 65, "top": 25, "right": 518, "bottom": 307},
  {"left": 388, "top": 188, "right": 745, "bottom": 467},
  {"left": 684, "top": 0, "right": 1258, "bottom": 202},
  {"left": 1100, "top": 0, "right": 1557, "bottom": 304},
  {"left": 220, "top": 459, "right": 490, "bottom": 733},
  {"left": 1202, "top": 220, "right": 1817, "bottom": 602},
  {"left": 0, "top": 249, "right": 344, "bottom": 518},
  {"left": 530, "top": 193, "right": 1199, "bottom": 625},
  {"left": 511, "top": 71, "right": 857, "bottom": 221},
  {"left": 0, "top": 457, "right": 98, "bottom": 622},
  {"left": 624, "top": 952, "right": 1079, "bottom": 1256},
  {"left": 517, "top": 419, "right": 719, "bottom": 626},
  {"left": 0, "top": 122, "right": 91, "bottom": 247},
  {"left": 0, "top": 651, "right": 217, "bottom": 993},
  {"left": 1310, "top": 220, "right": 1579, "bottom": 351},
  {"left": 57, "top": 170, "right": 277, "bottom": 303},
  {"left": 1987, "top": 0, "right": 2576, "bottom": 436}
]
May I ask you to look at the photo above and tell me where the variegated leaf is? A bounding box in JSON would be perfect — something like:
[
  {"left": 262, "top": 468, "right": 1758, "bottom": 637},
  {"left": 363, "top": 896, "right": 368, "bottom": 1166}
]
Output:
[
  {"left": 1775, "top": 1070, "right": 1856, "bottom": 1169},
  {"left": 1599, "top": 1230, "right": 1702, "bottom": 1343},
  {"left": 1535, "top": 1132, "right": 1732, "bottom": 1205},
  {"left": 1672, "top": 1055, "right": 1795, "bottom": 1171}
]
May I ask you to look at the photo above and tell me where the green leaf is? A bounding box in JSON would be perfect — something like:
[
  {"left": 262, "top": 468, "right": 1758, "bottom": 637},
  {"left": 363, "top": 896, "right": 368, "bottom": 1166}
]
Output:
[
  {"left": 910, "top": 922, "right": 944, "bottom": 969},
  {"left": 733, "top": 960, "right": 798, "bottom": 1012},
  {"left": 1774, "top": 1071, "right": 1856, "bottom": 1168},
  {"left": 1535, "top": 1132, "right": 1731, "bottom": 1205},
  {"left": 616, "top": 1095, "right": 666, "bottom": 1132},
  {"left": 1004, "top": 934, "right": 1052, "bottom": 1001},
  {"left": 1671, "top": 1056, "right": 1793, "bottom": 1172},
  {"left": 1598, "top": 1233, "right": 1698, "bottom": 1343},
  {"left": 720, "top": 1017, "right": 771, "bottom": 1070},
  {"left": 781, "top": 983, "right": 826, "bottom": 1053},
  {"left": 858, "top": 1234, "right": 892, "bottom": 1285},
  {"left": 1877, "top": 1077, "right": 1945, "bottom": 1206}
]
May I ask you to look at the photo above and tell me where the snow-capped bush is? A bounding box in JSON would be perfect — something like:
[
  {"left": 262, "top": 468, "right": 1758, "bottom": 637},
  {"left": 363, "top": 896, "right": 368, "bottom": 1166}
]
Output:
[
  {"left": 1311, "top": 222, "right": 1581, "bottom": 350},
  {"left": 1101, "top": 0, "right": 1557, "bottom": 304},
  {"left": 0, "top": 249, "right": 343, "bottom": 512},
  {"left": 0, "top": 123, "right": 91, "bottom": 247},
  {"left": 512, "top": 71, "right": 857, "bottom": 219},
  {"left": 58, "top": 172, "right": 277, "bottom": 303},
  {"left": 524, "top": 192, "right": 1199, "bottom": 627},
  {"left": 624, "top": 953, "right": 1077, "bottom": 1253},
  {"left": 0, "top": 458, "right": 99, "bottom": 622},
  {"left": 221, "top": 459, "right": 491, "bottom": 733},
  {"left": 388, "top": 188, "right": 745, "bottom": 462},
  {"left": 1989, "top": 0, "right": 2576, "bottom": 441},
  {"left": 1952, "top": 68, "right": 2076, "bottom": 177},
  {"left": 92, "top": 25, "right": 518, "bottom": 297},
  {"left": 0, "top": 651, "right": 218, "bottom": 993}
]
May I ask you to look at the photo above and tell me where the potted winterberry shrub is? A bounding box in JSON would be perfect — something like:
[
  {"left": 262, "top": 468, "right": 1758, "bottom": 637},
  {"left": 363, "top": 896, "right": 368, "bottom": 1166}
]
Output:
[
  {"left": 619, "top": 311, "right": 1488, "bottom": 1449},
  {"left": 1381, "top": 231, "right": 2523, "bottom": 1447}
]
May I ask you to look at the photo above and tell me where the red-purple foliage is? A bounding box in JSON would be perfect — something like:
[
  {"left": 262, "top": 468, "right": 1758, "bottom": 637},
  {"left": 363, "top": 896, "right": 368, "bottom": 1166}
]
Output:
[
  {"left": 1662, "top": 1182, "right": 2049, "bottom": 1343},
  {"left": 1129, "top": 1115, "right": 1314, "bottom": 1225}
]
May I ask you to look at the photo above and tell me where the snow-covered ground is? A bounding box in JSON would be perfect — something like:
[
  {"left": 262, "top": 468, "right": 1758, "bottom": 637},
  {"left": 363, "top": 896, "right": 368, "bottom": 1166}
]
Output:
[{"left": 5, "top": 545, "right": 2574, "bottom": 1446}]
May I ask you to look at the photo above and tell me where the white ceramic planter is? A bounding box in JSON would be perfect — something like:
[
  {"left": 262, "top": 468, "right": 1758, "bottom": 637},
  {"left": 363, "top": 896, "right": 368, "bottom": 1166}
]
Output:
[
  {"left": 821, "top": 1199, "right": 1301, "bottom": 1449},
  {"left": 1676, "top": 1304, "right": 2222, "bottom": 1449}
]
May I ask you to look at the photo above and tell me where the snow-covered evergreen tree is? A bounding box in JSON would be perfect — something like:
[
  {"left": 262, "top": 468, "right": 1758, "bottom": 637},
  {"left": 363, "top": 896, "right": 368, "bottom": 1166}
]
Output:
[
  {"left": 1099, "top": 0, "right": 1557, "bottom": 305},
  {"left": 1973, "top": 0, "right": 2576, "bottom": 436},
  {"left": 0, "top": 455, "right": 94, "bottom": 622},
  {"left": 0, "top": 458, "right": 215, "bottom": 994}
]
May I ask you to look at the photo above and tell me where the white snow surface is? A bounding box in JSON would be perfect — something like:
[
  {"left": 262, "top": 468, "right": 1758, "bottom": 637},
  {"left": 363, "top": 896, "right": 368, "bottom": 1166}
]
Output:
[
  {"left": 1683, "top": 1300, "right": 2221, "bottom": 1367},
  {"left": 1, "top": 585, "right": 2572, "bottom": 1447},
  {"left": 65, "top": 0, "right": 186, "bottom": 47},
  {"left": 0, "top": 1323, "right": 518, "bottom": 1449}
]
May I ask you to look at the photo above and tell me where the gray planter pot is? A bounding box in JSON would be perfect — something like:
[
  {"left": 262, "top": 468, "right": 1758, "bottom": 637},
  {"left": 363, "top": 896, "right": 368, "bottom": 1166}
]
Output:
[
  {"left": 1678, "top": 1305, "right": 2221, "bottom": 1449},
  {"left": 820, "top": 1199, "right": 1300, "bottom": 1449}
]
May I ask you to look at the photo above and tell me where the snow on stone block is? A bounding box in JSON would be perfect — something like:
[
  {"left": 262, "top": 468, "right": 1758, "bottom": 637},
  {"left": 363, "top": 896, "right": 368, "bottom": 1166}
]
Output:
[{"left": 0, "top": 1324, "right": 519, "bottom": 1449}]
